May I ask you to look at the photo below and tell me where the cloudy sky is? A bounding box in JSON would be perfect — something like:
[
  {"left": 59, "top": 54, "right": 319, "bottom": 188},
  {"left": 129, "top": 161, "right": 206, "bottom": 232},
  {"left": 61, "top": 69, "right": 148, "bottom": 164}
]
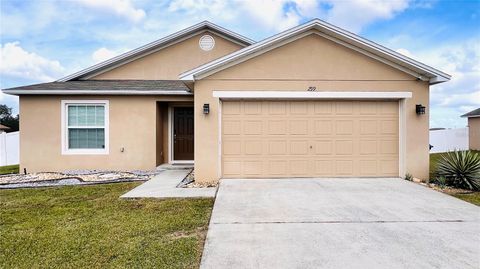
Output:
[{"left": 1, "top": 0, "right": 479, "bottom": 128}]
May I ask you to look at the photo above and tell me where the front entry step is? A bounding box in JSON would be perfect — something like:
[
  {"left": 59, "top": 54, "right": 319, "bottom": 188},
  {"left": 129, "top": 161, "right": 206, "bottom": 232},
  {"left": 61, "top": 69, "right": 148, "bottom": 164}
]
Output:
[{"left": 157, "top": 163, "right": 193, "bottom": 170}]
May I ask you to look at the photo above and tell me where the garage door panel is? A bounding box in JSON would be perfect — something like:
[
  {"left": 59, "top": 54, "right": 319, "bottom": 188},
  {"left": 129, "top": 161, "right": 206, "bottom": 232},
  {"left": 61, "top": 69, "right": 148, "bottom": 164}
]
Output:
[
  {"left": 244, "top": 102, "right": 262, "bottom": 114},
  {"left": 335, "top": 102, "right": 354, "bottom": 115},
  {"left": 290, "top": 102, "right": 309, "bottom": 114},
  {"left": 314, "top": 120, "right": 333, "bottom": 135},
  {"left": 244, "top": 140, "right": 262, "bottom": 155},
  {"left": 380, "top": 102, "right": 398, "bottom": 114},
  {"left": 336, "top": 160, "right": 354, "bottom": 175},
  {"left": 335, "top": 120, "right": 354, "bottom": 135},
  {"left": 289, "top": 120, "right": 308, "bottom": 135},
  {"left": 381, "top": 120, "right": 398, "bottom": 134},
  {"left": 335, "top": 140, "right": 354, "bottom": 155},
  {"left": 223, "top": 120, "right": 241, "bottom": 135},
  {"left": 359, "top": 160, "right": 378, "bottom": 176},
  {"left": 269, "top": 160, "right": 288, "bottom": 175},
  {"left": 244, "top": 161, "right": 263, "bottom": 176},
  {"left": 360, "top": 120, "right": 377, "bottom": 134},
  {"left": 380, "top": 139, "right": 398, "bottom": 154},
  {"left": 223, "top": 160, "right": 242, "bottom": 177},
  {"left": 359, "top": 101, "right": 378, "bottom": 115},
  {"left": 244, "top": 120, "right": 263, "bottom": 135},
  {"left": 223, "top": 102, "right": 241, "bottom": 115},
  {"left": 223, "top": 140, "right": 242, "bottom": 155},
  {"left": 268, "top": 102, "right": 287, "bottom": 115},
  {"left": 290, "top": 160, "right": 310, "bottom": 175},
  {"left": 380, "top": 159, "right": 399, "bottom": 175},
  {"left": 222, "top": 100, "right": 399, "bottom": 178},
  {"left": 314, "top": 160, "right": 334, "bottom": 175},
  {"left": 314, "top": 140, "right": 333, "bottom": 155},
  {"left": 360, "top": 139, "right": 377, "bottom": 155},
  {"left": 268, "top": 120, "right": 287, "bottom": 134},
  {"left": 314, "top": 102, "right": 333, "bottom": 114},
  {"left": 290, "top": 140, "right": 309, "bottom": 155},
  {"left": 269, "top": 140, "right": 288, "bottom": 155}
]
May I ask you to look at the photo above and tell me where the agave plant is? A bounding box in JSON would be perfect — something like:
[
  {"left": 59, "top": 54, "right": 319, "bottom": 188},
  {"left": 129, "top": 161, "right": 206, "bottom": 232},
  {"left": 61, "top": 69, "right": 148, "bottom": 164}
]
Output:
[{"left": 436, "top": 150, "right": 480, "bottom": 191}]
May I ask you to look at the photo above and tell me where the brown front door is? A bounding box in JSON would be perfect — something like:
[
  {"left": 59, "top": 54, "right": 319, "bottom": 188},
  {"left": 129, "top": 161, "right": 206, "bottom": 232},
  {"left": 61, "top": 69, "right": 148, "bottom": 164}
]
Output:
[{"left": 173, "top": 107, "right": 194, "bottom": 161}]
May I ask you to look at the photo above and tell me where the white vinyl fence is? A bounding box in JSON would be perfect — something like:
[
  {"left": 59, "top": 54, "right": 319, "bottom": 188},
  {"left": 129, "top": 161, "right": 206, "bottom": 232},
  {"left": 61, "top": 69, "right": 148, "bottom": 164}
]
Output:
[
  {"left": 0, "top": 131, "right": 19, "bottom": 166},
  {"left": 429, "top": 128, "right": 468, "bottom": 153}
]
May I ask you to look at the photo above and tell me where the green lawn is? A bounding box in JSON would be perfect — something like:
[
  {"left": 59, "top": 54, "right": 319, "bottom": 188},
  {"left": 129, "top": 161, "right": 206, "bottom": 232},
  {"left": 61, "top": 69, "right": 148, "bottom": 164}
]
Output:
[
  {"left": 0, "top": 182, "right": 214, "bottom": 268},
  {"left": 430, "top": 151, "right": 480, "bottom": 206},
  {"left": 0, "top": 164, "right": 19, "bottom": 175},
  {"left": 451, "top": 192, "right": 480, "bottom": 206}
]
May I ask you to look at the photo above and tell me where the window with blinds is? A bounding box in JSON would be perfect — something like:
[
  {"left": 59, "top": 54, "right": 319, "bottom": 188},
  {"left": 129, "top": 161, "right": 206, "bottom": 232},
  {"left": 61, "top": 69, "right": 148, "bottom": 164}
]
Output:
[
  {"left": 67, "top": 105, "right": 105, "bottom": 149},
  {"left": 62, "top": 100, "right": 108, "bottom": 154}
]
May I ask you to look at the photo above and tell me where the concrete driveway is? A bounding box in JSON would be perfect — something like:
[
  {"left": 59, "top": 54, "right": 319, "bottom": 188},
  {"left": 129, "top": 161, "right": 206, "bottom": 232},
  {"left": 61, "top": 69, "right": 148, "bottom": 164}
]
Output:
[{"left": 200, "top": 178, "right": 480, "bottom": 269}]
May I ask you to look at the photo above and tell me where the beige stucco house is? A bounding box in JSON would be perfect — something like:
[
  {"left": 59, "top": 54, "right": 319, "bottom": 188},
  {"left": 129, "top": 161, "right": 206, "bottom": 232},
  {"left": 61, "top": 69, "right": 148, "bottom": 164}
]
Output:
[
  {"left": 462, "top": 108, "right": 480, "bottom": 150},
  {"left": 3, "top": 20, "right": 450, "bottom": 183}
]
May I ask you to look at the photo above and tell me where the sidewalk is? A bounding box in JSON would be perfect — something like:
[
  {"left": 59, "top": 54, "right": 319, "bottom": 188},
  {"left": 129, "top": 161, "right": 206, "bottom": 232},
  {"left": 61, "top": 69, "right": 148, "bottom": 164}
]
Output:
[{"left": 121, "top": 169, "right": 216, "bottom": 198}]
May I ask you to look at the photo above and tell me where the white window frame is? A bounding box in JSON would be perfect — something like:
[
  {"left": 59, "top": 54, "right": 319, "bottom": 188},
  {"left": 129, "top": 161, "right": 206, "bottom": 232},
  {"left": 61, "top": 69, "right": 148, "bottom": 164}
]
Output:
[{"left": 61, "top": 100, "right": 109, "bottom": 155}]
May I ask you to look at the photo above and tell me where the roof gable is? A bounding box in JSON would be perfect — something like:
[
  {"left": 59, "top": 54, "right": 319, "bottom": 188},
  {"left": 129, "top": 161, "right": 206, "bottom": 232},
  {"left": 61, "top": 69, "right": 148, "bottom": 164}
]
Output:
[
  {"left": 90, "top": 31, "right": 244, "bottom": 80},
  {"left": 180, "top": 19, "right": 451, "bottom": 85},
  {"left": 206, "top": 33, "right": 414, "bottom": 81},
  {"left": 58, "top": 21, "right": 254, "bottom": 82},
  {"left": 461, "top": 108, "right": 480, "bottom": 118}
]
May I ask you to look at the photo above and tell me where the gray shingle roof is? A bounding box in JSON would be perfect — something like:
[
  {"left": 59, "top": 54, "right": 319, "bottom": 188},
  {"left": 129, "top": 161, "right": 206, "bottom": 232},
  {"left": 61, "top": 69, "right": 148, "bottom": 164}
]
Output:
[
  {"left": 461, "top": 108, "right": 480, "bottom": 118},
  {"left": 2, "top": 80, "right": 192, "bottom": 95}
]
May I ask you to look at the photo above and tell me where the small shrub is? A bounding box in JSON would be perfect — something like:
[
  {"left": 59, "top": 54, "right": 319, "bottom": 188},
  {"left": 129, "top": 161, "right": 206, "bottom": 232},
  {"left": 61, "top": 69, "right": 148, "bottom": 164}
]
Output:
[
  {"left": 436, "top": 150, "right": 480, "bottom": 191},
  {"left": 435, "top": 176, "right": 448, "bottom": 189},
  {"left": 404, "top": 173, "right": 413, "bottom": 181}
]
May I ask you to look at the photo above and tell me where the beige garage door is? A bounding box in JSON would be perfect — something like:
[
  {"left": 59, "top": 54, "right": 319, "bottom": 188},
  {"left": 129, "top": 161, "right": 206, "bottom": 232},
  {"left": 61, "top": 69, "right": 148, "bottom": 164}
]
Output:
[{"left": 221, "top": 100, "right": 399, "bottom": 178}]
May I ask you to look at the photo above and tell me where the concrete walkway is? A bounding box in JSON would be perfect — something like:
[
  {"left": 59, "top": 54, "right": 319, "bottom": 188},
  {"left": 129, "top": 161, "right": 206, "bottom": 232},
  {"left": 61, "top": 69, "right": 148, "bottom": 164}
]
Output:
[
  {"left": 121, "top": 169, "right": 216, "bottom": 198},
  {"left": 201, "top": 178, "right": 480, "bottom": 269}
]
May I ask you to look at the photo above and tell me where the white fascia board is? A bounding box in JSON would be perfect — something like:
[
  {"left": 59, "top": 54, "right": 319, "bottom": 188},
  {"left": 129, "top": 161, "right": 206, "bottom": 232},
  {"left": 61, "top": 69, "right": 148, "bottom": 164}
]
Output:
[
  {"left": 180, "top": 19, "right": 451, "bottom": 84},
  {"left": 2, "top": 90, "right": 193, "bottom": 95},
  {"left": 58, "top": 21, "right": 254, "bottom": 82},
  {"left": 212, "top": 91, "right": 412, "bottom": 99},
  {"left": 311, "top": 21, "right": 451, "bottom": 81}
]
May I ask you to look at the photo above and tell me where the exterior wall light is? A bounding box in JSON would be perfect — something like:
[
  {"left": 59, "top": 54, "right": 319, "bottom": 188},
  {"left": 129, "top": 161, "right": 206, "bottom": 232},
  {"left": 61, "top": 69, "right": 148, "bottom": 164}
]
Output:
[
  {"left": 416, "top": 104, "right": 426, "bottom": 115},
  {"left": 203, "top": 104, "right": 210, "bottom": 114}
]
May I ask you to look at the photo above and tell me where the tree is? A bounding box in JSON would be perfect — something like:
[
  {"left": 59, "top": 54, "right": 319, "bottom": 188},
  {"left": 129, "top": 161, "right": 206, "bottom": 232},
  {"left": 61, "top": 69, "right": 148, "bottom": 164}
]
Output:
[{"left": 0, "top": 104, "right": 19, "bottom": 132}]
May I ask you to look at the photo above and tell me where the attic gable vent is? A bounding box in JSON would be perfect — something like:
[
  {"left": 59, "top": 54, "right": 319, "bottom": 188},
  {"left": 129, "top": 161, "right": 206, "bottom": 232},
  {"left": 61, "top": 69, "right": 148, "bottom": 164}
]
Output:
[{"left": 199, "top": 35, "right": 215, "bottom": 51}]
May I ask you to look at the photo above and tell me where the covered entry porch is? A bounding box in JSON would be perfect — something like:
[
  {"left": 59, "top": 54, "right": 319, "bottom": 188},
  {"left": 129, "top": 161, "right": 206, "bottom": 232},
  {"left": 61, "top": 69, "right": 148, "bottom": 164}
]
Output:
[{"left": 156, "top": 101, "right": 194, "bottom": 166}]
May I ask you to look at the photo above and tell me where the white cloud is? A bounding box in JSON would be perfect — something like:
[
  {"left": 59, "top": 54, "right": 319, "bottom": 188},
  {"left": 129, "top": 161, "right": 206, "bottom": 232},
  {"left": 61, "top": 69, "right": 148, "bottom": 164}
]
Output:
[
  {"left": 0, "top": 42, "right": 65, "bottom": 82},
  {"left": 397, "top": 39, "right": 480, "bottom": 128},
  {"left": 166, "top": 0, "right": 412, "bottom": 33},
  {"left": 167, "top": 0, "right": 301, "bottom": 31},
  {"left": 323, "top": 0, "right": 411, "bottom": 32},
  {"left": 237, "top": 0, "right": 301, "bottom": 31},
  {"left": 92, "top": 47, "right": 122, "bottom": 63},
  {"left": 396, "top": 48, "right": 414, "bottom": 58},
  {"left": 76, "top": 0, "right": 146, "bottom": 23}
]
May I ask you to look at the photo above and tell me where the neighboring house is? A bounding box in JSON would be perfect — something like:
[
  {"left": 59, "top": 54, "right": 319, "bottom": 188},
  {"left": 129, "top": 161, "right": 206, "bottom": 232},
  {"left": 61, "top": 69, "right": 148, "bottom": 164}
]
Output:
[
  {"left": 2, "top": 19, "right": 450, "bottom": 182},
  {"left": 0, "top": 124, "right": 10, "bottom": 133},
  {"left": 462, "top": 108, "right": 480, "bottom": 150}
]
